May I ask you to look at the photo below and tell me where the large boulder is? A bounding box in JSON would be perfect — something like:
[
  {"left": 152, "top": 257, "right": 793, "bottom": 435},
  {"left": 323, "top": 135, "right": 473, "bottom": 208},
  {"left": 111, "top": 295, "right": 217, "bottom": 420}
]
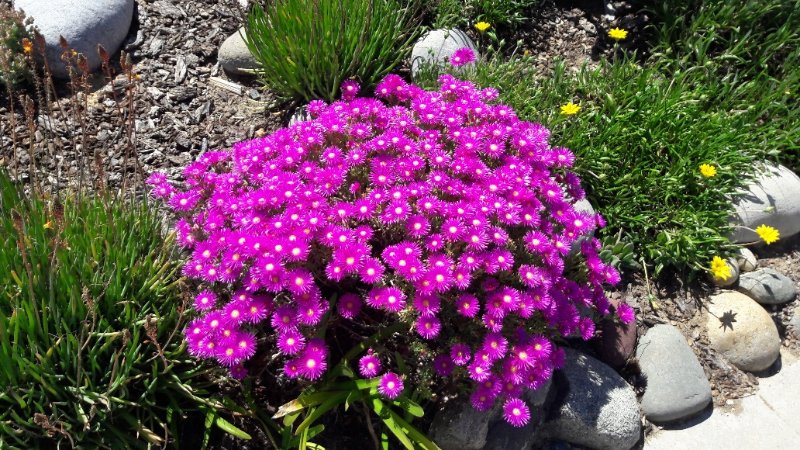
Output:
[
  {"left": 428, "top": 397, "right": 491, "bottom": 450},
  {"left": 483, "top": 380, "right": 554, "bottom": 450},
  {"left": 15, "top": 0, "right": 135, "bottom": 78},
  {"left": 410, "top": 29, "right": 477, "bottom": 78},
  {"left": 737, "top": 268, "right": 797, "bottom": 305},
  {"left": 730, "top": 164, "right": 800, "bottom": 243},
  {"left": 218, "top": 27, "right": 259, "bottom": 75},
  {"left": 543, "top": 349, "right": 641, "bottom": 450},
  {"left": 636, "top": 325, "right": 711, "bottom": 423},
  {"left": 706, "top": 291, "right": 781, "bottom": 372}
]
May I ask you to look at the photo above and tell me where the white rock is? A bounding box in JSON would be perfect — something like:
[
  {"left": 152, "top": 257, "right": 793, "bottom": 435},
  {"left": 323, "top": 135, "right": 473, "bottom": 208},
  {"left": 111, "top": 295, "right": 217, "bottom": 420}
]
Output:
[
  {"left": 636, "top": 325, "right": 711, "bottom": 423},
  {"left": 15, "top": 0, "right": 134, "bottom": 78},
  {"left": 736, "top": 247, "right": 758, "bottom": 272},
  {"left": 731, "top": 164, "right": 800, "bottom": 243},
  {"left": 218, "top": 27, "right": 259, "bottom": 75},
  {"left": 706, "top": 291, "right": 780, "bottom": 372},
  {"left": 544, "top": 349, "right": 641, "bottom": 450},
  {"left": 410, "top": 29, "right": 477, "bottom": 78}
]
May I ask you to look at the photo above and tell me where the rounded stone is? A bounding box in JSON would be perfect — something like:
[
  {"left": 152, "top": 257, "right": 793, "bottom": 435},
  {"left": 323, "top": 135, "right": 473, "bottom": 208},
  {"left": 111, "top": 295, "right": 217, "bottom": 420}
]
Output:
[
  {"left": 483, "top": 380, "right": 554, "bottom": 450},
  {"left": 737, "top": 247, "right": 758, "bottom": 272},
  {"left": 737, "top": 268, "right": 797, "bottom": 305},
  {"left": 218, "top": 27, "right": 259, "bottom": 75},
  {"left": 706, "top": 291, "right": 780, "bottom": 372},
  {"left": 429, "top": 397, "right": 489, "bottom": 450},
  {"left": 593, "top": 300, "right": 637, "bottom": 369},
  {"left": 15, "top": 0, "right": 134, "bottom": 78},
  {"left": 636, "top": 324, "right": 711, "bottom": 423},
  {"left": 545, "top": 349, "right": 641, "bottom": 450},
  {"left": 731, "top": 164, "right": 800, "bottom": 243},
  {"left": 711, "top": 257, "right": 739, "bottom": 288},
  {"left": 410, "top": 29, "right": 477, "bottom": 78}
]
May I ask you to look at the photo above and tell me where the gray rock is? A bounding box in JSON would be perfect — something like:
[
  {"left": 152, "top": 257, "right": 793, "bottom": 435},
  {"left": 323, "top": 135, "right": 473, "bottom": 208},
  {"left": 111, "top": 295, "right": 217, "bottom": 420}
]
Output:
[
  {"left": 218, "top": 27, "right": 259, "bottom": 75},
  {"left": 731, "top": 164, "right": 800, "bottom": 243},
  {"left": 544, "top": 349, "right": 641, "bottom": 450},
  {"left": 711, "top": 257, "right": 739, "bottom": 288},
  {"left": 483, "top": 380, "right": 554, "bottom": 450},
  {"left": 706, "top": 291, "right": 780, "bottom": 372},
  {"left": 790, "top": 310, "right": 800, "bottom": 336},
  {"left": 410, "top": 29, "right": 477, "bottom": 78},
  {"left": 593, "top": 299, "right": 637, "bottom": 370},
  {"left": 429, "top": 397, "right": 490, "bottom": 450},
  {"left": 737, "top": 247, "right": 758, "bottom": 272},
  {"left": 636, "top": 324, "right": 711, "bottom": 423},
  {"left": 568, "top": 198, "right": 597, "bottom": 256},
  {"left": 15, "top": 0, "right": 134, "bottom": 78},
  {"left": 737, "top": 268, "right": 797, "bottom": 305}
]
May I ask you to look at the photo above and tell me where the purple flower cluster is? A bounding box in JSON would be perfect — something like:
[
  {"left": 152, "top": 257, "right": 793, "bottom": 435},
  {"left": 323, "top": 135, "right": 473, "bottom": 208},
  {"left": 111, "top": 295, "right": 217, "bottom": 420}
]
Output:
[{"left": 149, "top": 71, "right": 625, "bottom": 427}]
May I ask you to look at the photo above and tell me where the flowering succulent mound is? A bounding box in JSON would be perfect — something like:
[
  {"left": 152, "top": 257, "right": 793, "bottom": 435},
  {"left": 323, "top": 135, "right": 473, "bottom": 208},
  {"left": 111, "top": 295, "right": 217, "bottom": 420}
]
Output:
[{"left": 150, "top": 72, "right": 626, "bottom": 427}]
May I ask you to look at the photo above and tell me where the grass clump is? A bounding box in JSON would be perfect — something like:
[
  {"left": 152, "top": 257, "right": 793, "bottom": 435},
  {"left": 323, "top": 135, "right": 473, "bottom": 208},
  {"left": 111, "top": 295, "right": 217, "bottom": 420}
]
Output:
[
  {"left": 420, "top": 57, "right": 766, "bottom": 276},
  {"left": 0, "top": 172, "right": 237, "bottom": 449},
  {"left": 434, "top": 0, "right": 541, "bottom": 31},
  {"left": 244, "top": 0, "right": 420, "bottom": 103}
]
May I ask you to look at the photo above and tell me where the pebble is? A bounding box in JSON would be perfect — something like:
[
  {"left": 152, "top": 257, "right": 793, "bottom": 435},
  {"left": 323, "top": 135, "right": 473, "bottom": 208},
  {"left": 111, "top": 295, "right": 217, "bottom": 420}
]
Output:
[
  {"left": 218, "top": 27, "right": 260, "bottom": 75},
  {"left": 410, "top": 29, "right": 478, "bottom": 78},
  {"left": 636, "top": 324, "right": 711, "bottom": 423},
  {"left": 706, "top": 291, "right": 781, "bottom": 372},
  {"left": 543, "top": 349, "right": 641, "bottom": 450},
  {"left": 731, "top": 164, "right": 800, "bottom": 243},
  {"left": 737, "top": 268, "right": 797, "bottom": 305},
  {"left": 737, "top": 247, "right": 758, "bottom": 272},
  {"left": 428, "top": 397, "right": 490, "bottom": 450},
  {"left": 16, "top": 0, "right": 135, "bottom": 78}
]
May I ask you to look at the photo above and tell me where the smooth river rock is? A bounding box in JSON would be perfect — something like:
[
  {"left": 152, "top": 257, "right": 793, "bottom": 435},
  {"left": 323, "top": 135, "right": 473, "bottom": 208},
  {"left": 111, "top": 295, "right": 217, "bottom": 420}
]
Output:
[
  {"left": 483, "top": 380, "right": 554, "bottom": 450},
  {"left": 15, "top": 0, "right": 135, "bottom": 78},
  {"left": 429, "top": 397, "right": 489, "bottom": 450},
  {"left": 706, "top": 291, "right": 781, "bottom": 372},
  {"left": 544, "top": 349, "right": 641, "bottom": 450},
  {"left": 410, "top": 28, "right": 477, "bottom": 77},
  {"left": 636, "top": 324, "right": 711, "bottom": 423},
  {"left": 731, "top": 164, "right": 800, "bottom": 243},
  {"left": 737, "top": 268, "right": 797, "bottom": 305},
  {"left": 736, "top": 247, "right": 758, "bottom": 272},
  {"left": 218, "top": 27, "right": 259, "bottom": 75}
]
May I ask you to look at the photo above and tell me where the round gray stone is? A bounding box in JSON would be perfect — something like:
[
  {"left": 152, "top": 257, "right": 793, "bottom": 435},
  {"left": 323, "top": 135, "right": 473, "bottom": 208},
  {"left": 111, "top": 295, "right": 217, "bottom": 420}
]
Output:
[
  {"left": 218, "top": 27, "right": 259, "bottom": 75},
  {"left": 410, "top": 28, "right": 477, "bottom": 78},
  {"left": 706, "top": 291, "right": 780, "bottom": 372},
  {"left": 483, "top": 380, "right": 554, "bottom": 450},
  {"left": 15, "top": 0, "right": 134, "bottom": 78},
  {"left": 636, "top": 324, "right": 711, "bottom": 423},
  {"left": 429, "top": 397, "right": 490, "bottom": 450},
  {"left": 731, "top": 164, "right": 800, "bottom": 243},
  {"left": 737, "top": 247, "right": 758, "bottom": 272},
  {"left": 544, "top": 349, "right": 641, "bottom": 450},
  {"left": 737, "top": 268, "right": 797, "bottom": 305}
]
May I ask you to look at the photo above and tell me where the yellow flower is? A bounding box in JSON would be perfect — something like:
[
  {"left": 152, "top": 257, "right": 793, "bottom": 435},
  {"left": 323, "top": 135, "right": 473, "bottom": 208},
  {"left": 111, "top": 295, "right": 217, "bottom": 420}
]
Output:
[
  {"left": 699, "top": 163, "right": 717, "bottom": 178},
  {"left": 21, "top": 38, "right": 33, "bottom": 55},
  {"left": 43, "top": 221, "right": 52, "bottom": 230},
  {"left": 560, "top": 102, "right": 581, "bottom": 115},
  {"left": 475, "top": 22, "right": 491, "bottom": 33},
  {"left": 755, "top": 224, "right": 780, "bottom": 245},
  {"left": 710, "top": 256, "right": 732, "bottom": 280},
  {"left": 608, "top": 27, "right": 628, "bottom": 41}
]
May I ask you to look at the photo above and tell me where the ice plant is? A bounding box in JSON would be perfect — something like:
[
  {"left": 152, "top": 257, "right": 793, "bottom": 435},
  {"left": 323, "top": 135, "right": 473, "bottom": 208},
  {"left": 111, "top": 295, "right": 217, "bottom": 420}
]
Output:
[
  {"left": 151, "top": 67, "right": 624, "bottom": 427},
  {"left": 450, "top": 47, "right": 476, "bottom": 67},
  {"left": 699, "top": 163, "right": 717, "bottom": 178},
  {"left": 608, "top": 27, "right": 628, "bottom": 41},
  {"left": 755, "top": 224, "right": 779, "bottom": 245},
  {"left": 710, "top": 255, "right": 732, "bottom": 280},
  {"left": 560, "top": 102, "right": 581, "bottom": 115}
]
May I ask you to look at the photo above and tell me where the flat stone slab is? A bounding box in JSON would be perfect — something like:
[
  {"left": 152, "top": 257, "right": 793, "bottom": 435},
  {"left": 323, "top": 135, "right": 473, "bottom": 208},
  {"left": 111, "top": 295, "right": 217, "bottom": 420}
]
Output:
[
  {"left": 737, "top": 268, "right": 797, "bottom": 305},
  {"left": 645, "top": 353, "right": 800, "bottom": 449},
  {"left": 636, "top": 324, "right": 711, "bottom": 423},
  {"left": 15, "top": 0, "right": 135, "bottom": 78}
]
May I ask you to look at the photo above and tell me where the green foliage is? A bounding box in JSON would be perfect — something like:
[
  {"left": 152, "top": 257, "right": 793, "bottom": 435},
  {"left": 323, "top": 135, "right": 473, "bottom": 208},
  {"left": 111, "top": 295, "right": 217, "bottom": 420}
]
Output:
[
  {"left": 0, "top": 4, "right": 34, "bottom": 88},
  {"left": 0, "top": 172, "right": 240, "bottom": 449},
  {"left": 434, "top": 0, "right": 541, "bottom": 31},
  {"left": 419, "top": 56, "right": 767, "bottom": 276},
  {"left": 647, "top": 0, "right": 800, "bottom": 172},
  {"left": 244, "top": 0, "right": 420, "bottom": 103}
]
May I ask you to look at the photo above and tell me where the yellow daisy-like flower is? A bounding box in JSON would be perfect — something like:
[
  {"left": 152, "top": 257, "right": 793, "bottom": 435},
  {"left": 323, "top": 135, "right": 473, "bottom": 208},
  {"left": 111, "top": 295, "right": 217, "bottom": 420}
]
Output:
[
  {"left": 699, "top": 163, "right": 717, "bottom": 178},
  {"left": 21, "top": 38, "right": 33, "bottom": 55},
  {"left": 608, "top": 27, "right": 628, "bottom": 41},
  {"left": 710, "top": 256, "right": 732, "bottom": 280},
  {"left": 560, "top": 102, "right": 581, "bottom": 115},
  {"left": 755, "top": 224, "right": 780, "bottom": 245},
  {"left": 43, "top": 220, "right": 53, "bottom": 230},
  {"left": 475, "top": 22, "right": 491, "bottom": 33}
]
